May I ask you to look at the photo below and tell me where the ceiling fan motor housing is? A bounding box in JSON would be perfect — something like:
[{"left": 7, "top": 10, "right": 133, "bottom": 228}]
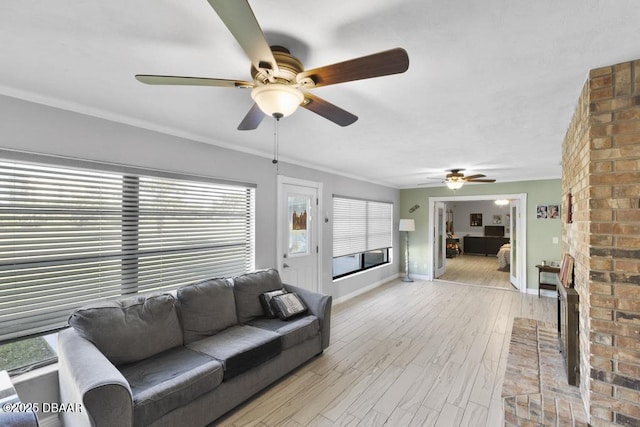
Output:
[
  {"left": 251, "top": 46, "right": 306, "bottom": 85},
  {"left": 446, "top": 169, "right": 465, "bottom": 179}
]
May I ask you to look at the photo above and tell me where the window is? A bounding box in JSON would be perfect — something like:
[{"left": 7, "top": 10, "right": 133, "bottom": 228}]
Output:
[
  {"left": 0, "top": 154, "right": 255, "bottom": 373},
  {"left": 332, "top": 196, "right": 392, "bottom": 279}
]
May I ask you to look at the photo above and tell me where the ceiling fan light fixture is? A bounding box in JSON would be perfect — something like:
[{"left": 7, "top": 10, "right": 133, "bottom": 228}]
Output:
[
  {"left": 251, "top": 84, "right": 304, "bottom": 118},
  {"left": 495, "top": 199, "right": 509, "bottom": 206},
  {"left": 446, "top": 179, "right": 464, "bottom": 190}
]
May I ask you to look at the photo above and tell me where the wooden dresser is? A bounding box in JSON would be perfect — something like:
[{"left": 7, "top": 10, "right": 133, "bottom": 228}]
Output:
[{"left": 463, "top": 236, "right": 509, "bottom": 256}]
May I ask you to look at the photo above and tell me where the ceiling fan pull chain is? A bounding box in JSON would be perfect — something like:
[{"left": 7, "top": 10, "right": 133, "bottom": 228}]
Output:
[{"left": 272, "top": 115, "right": 280, "bottom": 171}]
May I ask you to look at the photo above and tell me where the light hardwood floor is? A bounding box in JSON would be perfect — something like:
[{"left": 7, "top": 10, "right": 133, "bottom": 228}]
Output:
[
  {"left": 217, "top": 279, "right": 556, "bottom": 427},
  {"left": 438, "top": 255, "right": 515, "bottom": 291}
]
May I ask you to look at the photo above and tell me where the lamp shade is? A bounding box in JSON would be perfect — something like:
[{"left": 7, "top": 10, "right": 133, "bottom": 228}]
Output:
[
  {"left": 251, "top": 84, "right": 304, "bottom": 118},
  {"left": 399, "top": 219, "right": 415, "bottom": 231},
  {"left": 446, "top": 180, "right": 464, "bottom": 190}
]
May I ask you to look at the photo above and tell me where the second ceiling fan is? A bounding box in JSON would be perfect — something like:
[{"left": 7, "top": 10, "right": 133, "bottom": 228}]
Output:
[
  {"left": 444, "top": 169, "right": 496, "bottom": 189},
  {"left": 135, "top": 0, "right": 410, "bottom": 130}
]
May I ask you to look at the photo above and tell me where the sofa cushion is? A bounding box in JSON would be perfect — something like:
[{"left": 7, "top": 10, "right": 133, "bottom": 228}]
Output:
[
  {"left": 120, "top": 346, "right": 223, "bottom": 427},
  {"left": 234, "top": 269, "right": 284, "bottom": 324},
  {"left": 177, "top": 278, "right": 238, "bottom": 344},
  {"left": 186, "top": 325, "right": 282, "bottom": 380},
  {"left": 248, "top": 315, "right": 320, "bottom": 350},
  {"left": 68, "top": 294, "right": 183, "bottom": 365}
]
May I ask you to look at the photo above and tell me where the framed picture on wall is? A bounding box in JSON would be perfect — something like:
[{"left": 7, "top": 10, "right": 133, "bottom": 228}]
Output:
[
  {"left": 536, "top": 205, "right": 548, "bottom": 219},
  {"left": 559, "top": 253, "right": 574, "bottom": 288},
  {"left": 470, "top": 213, "right": 483, "bottom": 227},
  {"left": 537, "top": 204, "right": 560, "bottom": 219}
]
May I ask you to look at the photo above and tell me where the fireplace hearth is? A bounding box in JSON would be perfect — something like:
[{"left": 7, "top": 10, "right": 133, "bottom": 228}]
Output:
[{"left": 502, "top": 318, "right": 587, "bottom": 426}]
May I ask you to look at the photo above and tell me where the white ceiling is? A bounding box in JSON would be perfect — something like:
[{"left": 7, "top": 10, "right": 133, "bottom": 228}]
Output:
[{"left": 1, "top": 0, "right": 639, "bottom": 188}]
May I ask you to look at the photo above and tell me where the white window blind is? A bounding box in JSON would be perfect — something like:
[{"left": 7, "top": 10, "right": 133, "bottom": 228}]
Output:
[
  {"left": 0, "top": 159, "right": 255, "bottom": 342},
  {"left": 333, "top": 196, "right": 392, "bottom": 258}
]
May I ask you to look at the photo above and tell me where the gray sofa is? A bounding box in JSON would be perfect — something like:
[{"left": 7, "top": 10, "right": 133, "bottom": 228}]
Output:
[{"left": 57, "top": 269, "right": 331, "bottom": 427}]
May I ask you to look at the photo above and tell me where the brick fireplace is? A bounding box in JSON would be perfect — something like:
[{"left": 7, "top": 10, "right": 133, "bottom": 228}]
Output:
[{"left": 562, "top": 59, "right": 640, "bottom": 425}]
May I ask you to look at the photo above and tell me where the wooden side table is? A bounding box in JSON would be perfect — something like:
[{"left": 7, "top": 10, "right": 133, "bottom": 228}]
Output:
[{"left": 535, "top": 264, "right": 560, "bottom": 297}]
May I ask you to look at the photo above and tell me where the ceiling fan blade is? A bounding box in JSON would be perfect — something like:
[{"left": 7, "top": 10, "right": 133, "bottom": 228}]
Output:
[
  {"left": 301, "top": 93, "right": 358, "bottom": 127},
  {"left": 418, "top": 179, "right": 445, "bottom": 186},
  {"left": 207, "top": 0, "right": 279, "bottom": 75},
  {"left": 467, "top": 179, "right": 496, "bottom": 183},
  {"left": 135, "top": 75, "right": 253, "bottom": 88},
  {"left": 463, "top": 174, "right": 486, "bottom": 180},
  {"left": 297, "top": 48, "right": 409, "bottom": 88},
  {"left": 237, "top": 103, "right": 265, "bottom": 130}
]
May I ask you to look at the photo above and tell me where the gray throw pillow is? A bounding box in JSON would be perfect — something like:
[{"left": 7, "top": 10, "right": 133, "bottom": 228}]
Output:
[
  {"left": 177, "top": 278, "right": 238, "bottom": 344},
  {"left": 68, "top": 294, "right": 183, "bottom": 365},
  {"left": 270, "top": 293, "right": 308, "bottom": 320},
  {"left": 259, "top": 289, "right": 287, "bottom": 318}
]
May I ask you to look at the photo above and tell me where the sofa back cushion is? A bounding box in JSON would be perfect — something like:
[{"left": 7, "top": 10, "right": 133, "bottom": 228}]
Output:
[
  {"left": 233, "top": 269, "right": 283, "bottom": 324},
  {"left": 68, "top": 294, "right": 183, "bottom": 366},
  {"left": 177, "top": 278, "right": 238, "bottom": 344}
]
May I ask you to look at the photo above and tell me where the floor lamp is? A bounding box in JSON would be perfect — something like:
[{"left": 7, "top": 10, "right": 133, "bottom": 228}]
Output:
[{"left": 399, "top": 219, "right": 415, "bottom": 282}]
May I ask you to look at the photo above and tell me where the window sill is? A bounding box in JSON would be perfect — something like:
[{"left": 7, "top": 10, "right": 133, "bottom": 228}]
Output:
[
  {"left": 11, "top": 362, "right": 58, "bottom": 387},
  {"left": 332, "top": 262, "right": 391, "bottom": 283}
]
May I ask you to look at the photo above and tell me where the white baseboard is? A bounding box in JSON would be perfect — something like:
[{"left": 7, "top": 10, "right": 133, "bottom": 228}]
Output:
[
  {"left": 404, "top": 273, "right": 430, "bottom": 281},
  {"left": 333, "top": 273, "right": 401, "bottom": 305}
]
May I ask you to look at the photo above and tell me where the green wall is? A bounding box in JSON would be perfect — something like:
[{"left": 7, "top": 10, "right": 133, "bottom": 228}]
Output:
[{"left": 400, "top": 179, "right": 562, "bottom": 291}]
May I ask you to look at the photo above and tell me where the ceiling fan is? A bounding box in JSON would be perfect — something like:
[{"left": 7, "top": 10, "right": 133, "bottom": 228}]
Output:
[
  {"left": 444, "top": 169, "right": 496, "bottom": 189},
  {"left": 135, "top": 0, "right": 410, "bottom": 130},
  {"left": 419, "top": 169, "right": 496, "bottom": 189}
]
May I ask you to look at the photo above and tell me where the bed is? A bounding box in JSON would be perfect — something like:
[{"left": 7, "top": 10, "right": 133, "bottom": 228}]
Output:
[{"left": 497, "top": 243, "right": 511, "bottom": 270}]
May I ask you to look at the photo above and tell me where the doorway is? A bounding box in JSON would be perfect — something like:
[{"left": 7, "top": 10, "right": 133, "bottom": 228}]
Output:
[
  {"left": 427, "top": 193, "right": 527, "bottom": 292},
  {"left": 276, "top": 176, "right": 322, "bottom": 292}
]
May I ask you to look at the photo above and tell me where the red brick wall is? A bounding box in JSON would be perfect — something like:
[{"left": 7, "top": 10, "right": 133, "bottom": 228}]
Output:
[{"left": 563, "top": 59, "right": 640, "bottom": 426}]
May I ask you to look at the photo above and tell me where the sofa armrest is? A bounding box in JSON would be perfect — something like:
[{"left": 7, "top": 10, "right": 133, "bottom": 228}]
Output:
[
  {"left": 0, "top": 410, "right": 39, "bottom": 427},
  {"left": 58, "top": 328, "right": 134, "bottom": 427},
  {"left": 283, "top": 284, "right": 332, "bottom": 350}
]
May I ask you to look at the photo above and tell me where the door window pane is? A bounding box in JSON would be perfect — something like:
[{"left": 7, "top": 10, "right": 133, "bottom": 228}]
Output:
[{"left": 288, "top": 195, "right": 311, "bottom": 255}]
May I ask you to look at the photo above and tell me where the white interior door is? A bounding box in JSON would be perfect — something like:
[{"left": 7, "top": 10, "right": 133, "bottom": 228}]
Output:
[
  {"left": 278, "top": 181, "right": 319, "bottom": 292},
  {"left": 509, "top": 199, "right": 520, "bottom": 289},
  {"left": 434, "top": 202, "right": 447, "bottom": 278}
]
